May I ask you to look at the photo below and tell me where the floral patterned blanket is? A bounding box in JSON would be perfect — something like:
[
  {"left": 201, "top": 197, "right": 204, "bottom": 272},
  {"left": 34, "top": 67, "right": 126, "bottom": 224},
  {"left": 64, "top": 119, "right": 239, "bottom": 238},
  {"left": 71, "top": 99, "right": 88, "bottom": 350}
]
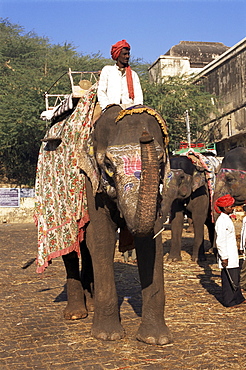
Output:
[
  {"left": 34, "top": 83, "right": 98, "bottom": 273},
  {"left": 182, "top": 149, "right": 222, "bottom": 222}
]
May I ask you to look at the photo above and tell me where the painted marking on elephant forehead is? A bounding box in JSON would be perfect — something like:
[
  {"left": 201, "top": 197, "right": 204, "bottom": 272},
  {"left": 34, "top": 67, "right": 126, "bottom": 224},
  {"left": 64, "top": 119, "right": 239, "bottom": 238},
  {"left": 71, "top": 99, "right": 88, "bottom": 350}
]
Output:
[
  {"left": 165, "top": 171, "right": 173, "bottom": 187},
  {"left": 107, "top": 144, "right": 141, "bottom": 156},
  {"left": 108, "top": 144, "right": 142, "bottom": 180},
  {"left": 124, "top": 183, "right": 134, "bottom": 192},
  {"left": 219, "top": 168, "right": 246, "bottom": 178},
  {"left": 122, "top": 154, "right": 141, "bottom": 179}
]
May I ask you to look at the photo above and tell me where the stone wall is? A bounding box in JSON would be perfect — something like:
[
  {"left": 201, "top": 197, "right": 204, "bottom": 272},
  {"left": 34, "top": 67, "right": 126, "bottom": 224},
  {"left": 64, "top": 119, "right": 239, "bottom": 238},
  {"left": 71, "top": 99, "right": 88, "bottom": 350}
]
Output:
[
  {"left": 148, "top": 41, "right": 229, "bottom": 82},
  {"left": 195, "top": 38, "right": 246, "bottom": 152},
  {"left": 0, "top": 197, "right": 35, "bottom": 224},
  {"left": 148, "top": 56, "right": 193, "bottom": 82},
  {"left": 0, "top": 183, "right": 35, "bottom": 224}
]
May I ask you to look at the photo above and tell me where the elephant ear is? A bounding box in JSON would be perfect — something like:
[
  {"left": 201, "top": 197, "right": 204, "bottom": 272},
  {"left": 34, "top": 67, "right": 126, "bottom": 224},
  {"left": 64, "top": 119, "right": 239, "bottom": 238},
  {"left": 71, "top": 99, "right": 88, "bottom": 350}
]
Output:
[{"left": 192, "top": 170, "right": 206, "bottom": 192}]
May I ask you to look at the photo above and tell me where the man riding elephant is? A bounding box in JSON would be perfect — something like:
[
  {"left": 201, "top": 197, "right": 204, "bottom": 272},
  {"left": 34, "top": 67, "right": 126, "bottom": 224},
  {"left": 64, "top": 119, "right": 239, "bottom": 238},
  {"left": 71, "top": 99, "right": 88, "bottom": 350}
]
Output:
[
  {"left": 97, "top": 39, "right": 144, "bottom": 260},
  {"left": 97, "top": 39, "right": 143, "bottom": 110}
]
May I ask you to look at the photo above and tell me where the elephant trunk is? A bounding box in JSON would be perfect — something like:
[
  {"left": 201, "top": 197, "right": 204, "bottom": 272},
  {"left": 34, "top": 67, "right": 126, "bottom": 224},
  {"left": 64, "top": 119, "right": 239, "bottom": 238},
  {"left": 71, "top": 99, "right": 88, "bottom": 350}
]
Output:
[
  {"left": 132, "top": 131, "right": 160, "bottom": 236},
  {"left": 161, "top": 183, "right": 177, "bottom": 223},
  {"left": 213, "top": 176, "right": 227, "bottom": 221}
]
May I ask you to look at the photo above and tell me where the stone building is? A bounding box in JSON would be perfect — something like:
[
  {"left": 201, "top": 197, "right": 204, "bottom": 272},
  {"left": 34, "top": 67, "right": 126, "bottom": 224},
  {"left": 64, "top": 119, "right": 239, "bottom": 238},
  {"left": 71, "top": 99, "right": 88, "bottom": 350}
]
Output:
[
  {"left": 148, "top": 41, "right": 229, "bottom": 83},
  {"left": 148, "top": 38, "right": 246, "bottom": 156},
  {"left": 194, "top": 38, "right": 246, "bottom": 156}
]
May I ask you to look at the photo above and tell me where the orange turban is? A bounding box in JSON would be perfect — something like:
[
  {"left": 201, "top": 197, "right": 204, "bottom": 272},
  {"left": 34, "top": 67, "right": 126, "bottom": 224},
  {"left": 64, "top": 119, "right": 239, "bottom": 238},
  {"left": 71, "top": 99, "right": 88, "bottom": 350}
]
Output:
[
  {"left": 110, "top": 39, "right": 134, "bottom": 100},
  {"left": 214, "top": 194, "right": 235, "bottom": 213},
  {"left": 111, "top": 39, "right": 130, "bottom": 60}
]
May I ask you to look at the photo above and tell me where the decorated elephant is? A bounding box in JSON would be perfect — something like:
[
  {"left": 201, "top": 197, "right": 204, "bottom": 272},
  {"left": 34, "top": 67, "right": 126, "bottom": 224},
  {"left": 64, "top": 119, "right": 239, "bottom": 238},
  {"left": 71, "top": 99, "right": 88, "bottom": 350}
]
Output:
[
  {"left": 62, "top": 104, "right": 171, "bottom": 345},
  {"left": 162, "top": 154, "right": 218, "bottom": 262},
  {"left": 214, "top": 147, "right": 246, "bottom": 207},
  {"left": 35, "top": 85, "right": 171, "bottom": 344}
]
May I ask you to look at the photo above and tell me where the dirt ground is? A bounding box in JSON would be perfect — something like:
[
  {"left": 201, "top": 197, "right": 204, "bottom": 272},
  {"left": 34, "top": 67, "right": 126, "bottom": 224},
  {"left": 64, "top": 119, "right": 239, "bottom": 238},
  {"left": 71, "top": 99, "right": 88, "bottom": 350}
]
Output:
[{"left": 1, "top": 221, "right": 246, "bottom": 369}]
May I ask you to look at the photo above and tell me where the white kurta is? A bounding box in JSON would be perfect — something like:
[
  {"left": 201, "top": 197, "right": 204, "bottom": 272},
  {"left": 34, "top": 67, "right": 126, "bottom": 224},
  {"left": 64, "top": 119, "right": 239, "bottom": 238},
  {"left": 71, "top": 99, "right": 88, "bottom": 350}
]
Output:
[
  {"left": 97, "top": 64, "right": 143, "bottom": 110},
  {"left": 240, "top": 215, "right": 246, "bottom": 252},
  {"left": 215, "top": 212, "right": 239, "bottom": 269}
]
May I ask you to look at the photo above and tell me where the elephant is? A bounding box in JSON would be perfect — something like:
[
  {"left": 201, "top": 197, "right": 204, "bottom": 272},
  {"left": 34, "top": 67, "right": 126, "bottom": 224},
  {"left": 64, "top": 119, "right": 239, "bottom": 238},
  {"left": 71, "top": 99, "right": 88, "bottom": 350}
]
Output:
[
  {"left": 214, "top": 147, "right": 246, "bottom": 208},
  {"left": 63, "top": 104, "right": 171, "bottom": 345},
  {"left": 161, "top": 155, "right": 215, "bottom": 262}
]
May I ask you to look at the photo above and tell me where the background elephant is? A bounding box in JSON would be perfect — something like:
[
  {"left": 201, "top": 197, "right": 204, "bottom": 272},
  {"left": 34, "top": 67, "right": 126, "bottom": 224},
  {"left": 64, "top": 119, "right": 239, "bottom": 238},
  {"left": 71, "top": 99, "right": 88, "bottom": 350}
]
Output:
[
  {"left": 214, "top": 147, "right": 246, "bottom": 207},
  {"left": 63, "top": 104, "right": 171, "bottom": 345},
  {"left": 162, "top": 155, "right": 215, "bottom": 262}
]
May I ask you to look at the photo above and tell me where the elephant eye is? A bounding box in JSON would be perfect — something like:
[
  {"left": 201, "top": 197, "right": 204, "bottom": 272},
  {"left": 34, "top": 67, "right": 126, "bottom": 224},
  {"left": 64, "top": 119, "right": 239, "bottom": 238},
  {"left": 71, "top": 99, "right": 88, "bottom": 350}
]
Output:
[
  {"left": 177, "top": 175, "right": 185, "bottom": 186},
  {"left": 226, "top": 175, "right": 235, "bottom": 183},
  {"left": 104, "top": 158, "right": 115, "bottom": 177}
]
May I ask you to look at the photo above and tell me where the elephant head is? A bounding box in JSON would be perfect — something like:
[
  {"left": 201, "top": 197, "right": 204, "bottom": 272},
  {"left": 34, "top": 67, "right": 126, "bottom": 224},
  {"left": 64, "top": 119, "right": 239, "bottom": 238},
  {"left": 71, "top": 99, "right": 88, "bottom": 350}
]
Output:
[
  {"left": 214, "top": 147, "right": 246, "bottom": 208},
  {"left": 161, "top": 156, "right": 206, "bottom": 220},
  {"left": 92, "top": 105, "right": 167, "bottom": 236}
]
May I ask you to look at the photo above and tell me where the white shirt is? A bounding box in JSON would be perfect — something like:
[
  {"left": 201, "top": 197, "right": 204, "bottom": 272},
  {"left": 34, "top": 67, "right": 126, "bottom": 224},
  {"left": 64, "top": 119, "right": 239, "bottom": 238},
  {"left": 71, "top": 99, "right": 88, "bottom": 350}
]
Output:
[
  {"left": 97, "top": 64, "right": 143, "bottom": 110},
  {"left": 215, "top": 212, "right": 239, "bottom": 268},
  {"left": 240, "top": 216, "right": 246, "bottom": 252}
]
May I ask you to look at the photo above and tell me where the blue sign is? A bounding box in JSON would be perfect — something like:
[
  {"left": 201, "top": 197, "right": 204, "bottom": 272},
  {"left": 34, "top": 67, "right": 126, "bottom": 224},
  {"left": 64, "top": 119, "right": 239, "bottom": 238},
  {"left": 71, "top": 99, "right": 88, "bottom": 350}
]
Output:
[{"left": 0, "top": 188, "right": 20, "bottom": 207}]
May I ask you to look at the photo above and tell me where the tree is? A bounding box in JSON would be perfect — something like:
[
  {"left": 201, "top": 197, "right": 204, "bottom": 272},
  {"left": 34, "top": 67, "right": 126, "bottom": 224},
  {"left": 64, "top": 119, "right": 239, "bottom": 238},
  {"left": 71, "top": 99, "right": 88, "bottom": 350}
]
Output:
[
  {"left": 0, "top": 19, "right": 118, "bottom": 186},
  {"left": 142, "top": 75, "right": 218, "bottom": 152}
]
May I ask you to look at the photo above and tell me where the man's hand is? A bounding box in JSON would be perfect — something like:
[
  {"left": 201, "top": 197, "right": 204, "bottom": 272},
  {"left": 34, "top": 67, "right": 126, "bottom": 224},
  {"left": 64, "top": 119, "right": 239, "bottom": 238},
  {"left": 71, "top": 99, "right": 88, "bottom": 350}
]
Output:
[{"left": 221, "top": 259, "right": 228, "bottom": 268}]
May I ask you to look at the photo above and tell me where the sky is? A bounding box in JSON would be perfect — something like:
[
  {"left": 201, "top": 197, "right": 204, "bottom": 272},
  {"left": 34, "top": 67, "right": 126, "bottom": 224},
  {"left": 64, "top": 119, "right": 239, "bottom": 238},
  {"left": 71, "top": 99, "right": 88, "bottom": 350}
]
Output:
[{"left": 1, "top": 0, "right": 245, "bottom": 65}]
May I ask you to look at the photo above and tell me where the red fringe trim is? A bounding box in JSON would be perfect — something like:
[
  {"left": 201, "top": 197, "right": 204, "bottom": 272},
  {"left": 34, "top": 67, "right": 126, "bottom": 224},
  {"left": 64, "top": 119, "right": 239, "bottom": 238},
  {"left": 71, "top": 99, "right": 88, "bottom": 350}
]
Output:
[{"left": 36, "top": 212, "right": 90, "bottom": 274}]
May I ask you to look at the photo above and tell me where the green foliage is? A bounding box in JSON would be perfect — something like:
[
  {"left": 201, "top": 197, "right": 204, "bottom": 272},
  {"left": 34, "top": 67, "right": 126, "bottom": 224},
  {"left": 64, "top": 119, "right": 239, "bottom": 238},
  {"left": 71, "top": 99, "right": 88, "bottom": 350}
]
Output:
[
  {"left": 0, "top": 19, "right": 113, "bottom": 186},
  {"left": 0, "top": 19, "right": 217, "bottom": 186},
  {"left": 142, "top": 75, "right": 218, "bottom": 152}
]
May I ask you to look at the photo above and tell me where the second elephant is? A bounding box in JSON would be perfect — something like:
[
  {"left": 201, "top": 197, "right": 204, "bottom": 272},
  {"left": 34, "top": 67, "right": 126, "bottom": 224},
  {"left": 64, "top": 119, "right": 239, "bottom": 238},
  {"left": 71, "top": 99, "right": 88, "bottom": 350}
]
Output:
[{"left": 162, "top": 155, "right": 215, "bottom": 262}]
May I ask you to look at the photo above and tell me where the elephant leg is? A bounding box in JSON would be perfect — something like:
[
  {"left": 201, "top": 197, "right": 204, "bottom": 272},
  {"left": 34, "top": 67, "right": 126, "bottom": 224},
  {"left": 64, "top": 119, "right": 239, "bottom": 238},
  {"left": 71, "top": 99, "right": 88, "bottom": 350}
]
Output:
[
  {"left": 169, "top": 210, "right": 184, "bottom": 261},
  {"left": 205, "top": 217, "right": 215, "bottom": 248},
  {"left": 80, "top": 240, "right": 94, "bottom": 312},
  {"left": 62, "top": 251, "right": 88, "bottom": 320},
  {"left": 86, "top": 179, "right": 124, "bottom": 341},
  {"left": 192, "top": 215, "right": 206, "bottom": 262},
  {"left": 135, "top": 221, "right": 172, "bottom": 345}
]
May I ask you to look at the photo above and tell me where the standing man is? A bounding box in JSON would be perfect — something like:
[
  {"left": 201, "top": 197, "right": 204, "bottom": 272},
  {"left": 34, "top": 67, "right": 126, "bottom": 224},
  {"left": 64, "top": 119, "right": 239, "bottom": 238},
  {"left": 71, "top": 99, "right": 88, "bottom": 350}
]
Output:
[
  {"left": 97, "top": 39, "right": 143, "bottom": 110},
  {"left": 214, "top": 194, "right": 245, "bottom": 307},
  {"left": 239, "top": 205, "right": 246, "bottom": 290}
]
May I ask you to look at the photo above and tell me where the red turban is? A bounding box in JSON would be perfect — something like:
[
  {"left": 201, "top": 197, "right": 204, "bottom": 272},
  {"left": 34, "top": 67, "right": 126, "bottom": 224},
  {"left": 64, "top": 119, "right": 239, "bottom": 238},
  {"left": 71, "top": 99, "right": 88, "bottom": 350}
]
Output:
[
  {"left": 214, "top": 194, "right": 235, "bottom": 213},
  {"left": 110, "top": 39, "right": 134, "bottom": 100},
  {"left": 111, "top": 39, "right": 130, "bottom": 60}
]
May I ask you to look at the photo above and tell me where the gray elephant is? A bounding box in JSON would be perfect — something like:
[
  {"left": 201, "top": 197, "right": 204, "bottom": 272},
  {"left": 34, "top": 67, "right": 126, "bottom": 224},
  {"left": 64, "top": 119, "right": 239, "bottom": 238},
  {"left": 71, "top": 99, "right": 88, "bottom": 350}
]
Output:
[
  {"left": 63, "top": 104, "right": 171, "bottom": 345},
  {"left": 162, "top": 155, "right": 215, "bottom": 262},
  {"left": 214, "top": 147, "right": 246, "bottom": 207}
]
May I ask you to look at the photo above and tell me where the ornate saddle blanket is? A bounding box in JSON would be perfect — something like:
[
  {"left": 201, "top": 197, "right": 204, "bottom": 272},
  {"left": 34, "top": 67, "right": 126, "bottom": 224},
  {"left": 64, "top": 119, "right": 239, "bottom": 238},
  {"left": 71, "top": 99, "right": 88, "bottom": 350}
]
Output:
[
  {"left": 182, "top": 149, "right": 222, "bottom": 221},
  {"left": 34, "top": 83, "right": 98, "bottom": 273}
]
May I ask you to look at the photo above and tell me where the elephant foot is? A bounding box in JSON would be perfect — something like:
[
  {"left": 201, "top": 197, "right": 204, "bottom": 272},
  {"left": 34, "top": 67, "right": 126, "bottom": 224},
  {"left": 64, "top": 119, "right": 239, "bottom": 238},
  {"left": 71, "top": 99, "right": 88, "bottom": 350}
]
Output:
[
  {"left": 91, "top": 318, "right": 124, "bottom": 341},
  {"left": 192, "top": 255, "right": 206, "bottom": 263},
  {"left": 64, "top": 303, "right": 88, "bottom": 320},
  {"left": 167, "top": 255, "right": 182, "bottom": 262},
  {"left": 136, "top": 323, "right": 172, "bottom": 346},
  {"left": 64, "top": 278, "right": 88, "bottom": 320},
  {"left": 84, "top": 290, "right": 94, "bottom": 312}
]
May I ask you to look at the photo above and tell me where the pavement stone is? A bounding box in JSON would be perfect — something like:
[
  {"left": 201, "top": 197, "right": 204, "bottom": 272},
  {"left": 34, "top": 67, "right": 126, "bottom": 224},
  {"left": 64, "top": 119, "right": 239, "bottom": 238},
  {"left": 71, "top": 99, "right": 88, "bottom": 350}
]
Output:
[{"left": 1, "top": 223, "right": 246, "bottom": 369}]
